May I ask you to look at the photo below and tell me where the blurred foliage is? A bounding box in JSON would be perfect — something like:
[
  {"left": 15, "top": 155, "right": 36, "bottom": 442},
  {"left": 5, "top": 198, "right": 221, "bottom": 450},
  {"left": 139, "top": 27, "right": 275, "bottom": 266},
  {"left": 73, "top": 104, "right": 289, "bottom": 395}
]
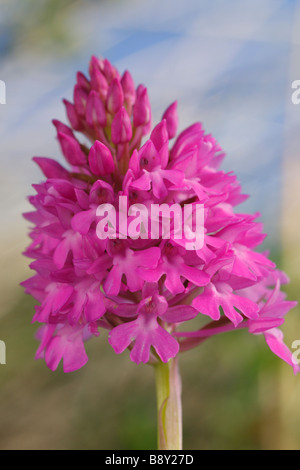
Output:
[{"left": 0, "top": 0, "right": 104, "bottom": 56}]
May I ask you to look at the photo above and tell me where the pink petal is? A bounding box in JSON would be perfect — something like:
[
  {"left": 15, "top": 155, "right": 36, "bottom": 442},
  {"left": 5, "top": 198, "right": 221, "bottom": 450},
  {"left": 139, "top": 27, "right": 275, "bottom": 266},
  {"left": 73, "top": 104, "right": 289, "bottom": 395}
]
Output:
[
  {"left": 71, "top": 208, "right": 96, "bottom": 235},
  {"left": 162, "top": 101, "right": 178, "bottom": 139},
  {"left": 147, "top": 325, "right": 179, "bottom": 363},
  {"left": 45, "top": 327, "right": 88, "bottom": 373},
  {"left": 57, "top": 132, "right": 86, "bottom": 166},
  {"left": 161, "top": 305, "right": 198, "bottom": 323},
  {"left": 151, "top": 120, "right": 169, "bottom": 152},
  {"left": 33, "top": 157, "right": 69, "bottom": 179},
  {"left": 108, "top": 321, "right": 136, "bottom": 354},
  {"left": 63, "top": 99, "right": 83, "bottom": 131},
  {"left": 264, "top": 328, "right": 300, "bottom": 374}
]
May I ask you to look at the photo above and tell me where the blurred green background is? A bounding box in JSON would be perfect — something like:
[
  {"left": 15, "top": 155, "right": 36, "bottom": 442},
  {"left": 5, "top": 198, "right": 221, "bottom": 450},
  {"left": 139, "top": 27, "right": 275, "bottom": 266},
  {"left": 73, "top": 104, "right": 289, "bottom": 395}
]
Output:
[{"left": 0, "top": 0, "right": 299, "bottom": 449}]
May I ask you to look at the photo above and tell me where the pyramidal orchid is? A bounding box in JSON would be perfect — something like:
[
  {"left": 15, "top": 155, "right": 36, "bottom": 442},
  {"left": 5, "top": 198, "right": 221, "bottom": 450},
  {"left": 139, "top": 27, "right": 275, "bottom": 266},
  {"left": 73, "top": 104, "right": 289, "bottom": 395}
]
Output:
[{"left": 22, "top": 56, "right": 298, "bottom": 450}]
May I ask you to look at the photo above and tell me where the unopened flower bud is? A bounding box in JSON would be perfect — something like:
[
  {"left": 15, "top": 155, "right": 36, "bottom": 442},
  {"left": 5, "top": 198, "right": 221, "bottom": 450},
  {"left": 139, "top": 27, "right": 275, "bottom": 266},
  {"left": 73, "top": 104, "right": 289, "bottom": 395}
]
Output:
[
  {"left": 133, "top": 85, "right": 151, "bottom": 128},
  {"left": 76, "top": 71, "right": 90, "bottom": 92},
  {"left": 121, "top": 70, "right": 136, "bottom": 105},
  {"left": 88, "top": 140, "right": 115, "bottom": 176},
  {"left": 111, "top": 106, "right": 132, "bottom": 144},
  {"left": 63, "top": 100, "right": 83, "bottom": 131},
  {"left": 57, "top": 132, "right": 86, "bottom": 166},
  {"left": 100, "top": 58, "right": 119, "bottom": 83},
  {"left": 89, "top": 56, "right": 108, "bottom": 100},
  {"left": 73, "top": 85, "right": 89, "bottom": 117},
  {"left": 86, "top": 90, "right": 107, "bottom": 128},
  {"left": 150, "top": 120, "right": 169, "bottom": 151},
  {"left": 106, "top": 78, "right": 124, "bottom": 115},
  {"left": 162, "top": 101, "right": 178, "bottom": 139},
  {"left": 52, "top": 119, "right": 74, "bottom": 137}
]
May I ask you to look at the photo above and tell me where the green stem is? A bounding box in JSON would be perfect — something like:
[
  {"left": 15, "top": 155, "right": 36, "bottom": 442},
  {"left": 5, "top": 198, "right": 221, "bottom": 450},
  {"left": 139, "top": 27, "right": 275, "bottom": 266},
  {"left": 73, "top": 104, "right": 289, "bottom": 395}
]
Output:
[{"left": 154, "top": 356, "right": 182, "bottom": 450}]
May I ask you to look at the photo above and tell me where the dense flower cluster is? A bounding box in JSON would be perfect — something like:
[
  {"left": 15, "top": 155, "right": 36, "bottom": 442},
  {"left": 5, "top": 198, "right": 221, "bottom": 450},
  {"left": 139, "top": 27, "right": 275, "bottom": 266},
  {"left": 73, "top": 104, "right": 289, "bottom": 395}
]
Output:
[{"left": 22, "top": 57, "right": 298, "bottom": 373}]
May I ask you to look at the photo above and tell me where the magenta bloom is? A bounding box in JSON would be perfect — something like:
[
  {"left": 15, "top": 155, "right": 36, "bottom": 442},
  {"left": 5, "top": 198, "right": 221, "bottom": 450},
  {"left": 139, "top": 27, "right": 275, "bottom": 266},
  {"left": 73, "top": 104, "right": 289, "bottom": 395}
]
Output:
[{"left": 22, "top": 56, "right": 298, "bottom": 374}]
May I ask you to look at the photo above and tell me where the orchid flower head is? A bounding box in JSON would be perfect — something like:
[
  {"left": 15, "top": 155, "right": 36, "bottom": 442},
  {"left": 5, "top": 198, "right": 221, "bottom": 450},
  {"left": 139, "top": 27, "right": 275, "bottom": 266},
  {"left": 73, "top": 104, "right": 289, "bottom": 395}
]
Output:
[{"left": 22, "top": 56, "right": 298, "bottom": 374}]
